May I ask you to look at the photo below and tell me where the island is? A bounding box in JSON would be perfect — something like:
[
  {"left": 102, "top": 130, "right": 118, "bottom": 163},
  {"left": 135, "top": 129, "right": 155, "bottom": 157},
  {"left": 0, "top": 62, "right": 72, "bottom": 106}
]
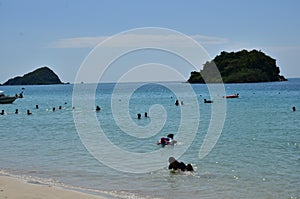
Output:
[
  {"left": 2, "top": 67, "right": 63, "bottom": 85},
  {"left": 187, "top": 49, "right": 287, "bottom": 83}
]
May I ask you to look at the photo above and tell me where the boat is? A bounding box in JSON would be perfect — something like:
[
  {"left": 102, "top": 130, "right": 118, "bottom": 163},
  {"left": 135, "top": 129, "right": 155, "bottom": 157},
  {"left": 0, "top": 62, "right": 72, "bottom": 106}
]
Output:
[
  {"left": 226, "top": 93, "right": 239, "bottom": 98},
  {"left": 204, "top": 99, "right": 213, "bottom": 103},
  {"left": 157, "top": 134, "right": 177, "bottom": 146},
  {"left": 0, "top": 91, "right": 17, "bottom": 104}
]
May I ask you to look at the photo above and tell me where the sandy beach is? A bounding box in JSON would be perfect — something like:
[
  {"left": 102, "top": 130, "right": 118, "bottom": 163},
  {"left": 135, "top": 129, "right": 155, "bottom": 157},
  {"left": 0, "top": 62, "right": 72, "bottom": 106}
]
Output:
[{"left": 0, "top": 175, "right": 107, "bottom": 199}]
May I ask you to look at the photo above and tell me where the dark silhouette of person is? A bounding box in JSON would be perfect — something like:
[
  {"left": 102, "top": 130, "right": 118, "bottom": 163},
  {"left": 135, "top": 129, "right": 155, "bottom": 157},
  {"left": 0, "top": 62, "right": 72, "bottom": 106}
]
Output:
[
  {"left": 59, "top": 106, "right": 62, "bottom": 110},
  {"left": 0, "top": 110, "right": 4, "bottom": 115},
  {"left": 137, "top": 113, "right": 141, "bottom": 119},
  {"left": 292, "top": 106, "right": 296, "bottom": 111},
  {"left": 27, "top": 110, "right": 32, "bottom": 115},
  {"left": 168, "top": 157, "right": 180, "bottom": 170},
  {"left": 167, "top": 134, "right": 174, "bottom": 139},
  {"left": 15, "top": 109, "right": 19, "bottom": 114},
  {"left": 160, "top": 137, "right": 167, "bottom": 146},
  {"left": 175, "top": 100, "right": 179, "bottom": 106},
  {"left": 168, "top": 157, "right": 193, "bottom": 172},
  {"left": 96, "top": 106, "right": 101, "bottom": 111},
  {"left": 18, "top": 92, "right": 23, "bottom": 98},
  {"left": 144, "top": 112, "right": 148, "bottom": 118},
  {"left": 186, "top": 164, "right": 194, "bottom": 172},
  {"left": 36, "top": 105, "right": 39, "bottom": 109},
  {"left": 178, "top": 162, "right": 187, "bottom": 171}
]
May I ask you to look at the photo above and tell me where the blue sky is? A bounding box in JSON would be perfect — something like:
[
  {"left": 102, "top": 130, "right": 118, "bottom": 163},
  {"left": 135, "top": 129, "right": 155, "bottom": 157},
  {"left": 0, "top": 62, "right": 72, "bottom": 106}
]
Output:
[{"left": 0, "top": 0, "right": 299, "bottom": 83}]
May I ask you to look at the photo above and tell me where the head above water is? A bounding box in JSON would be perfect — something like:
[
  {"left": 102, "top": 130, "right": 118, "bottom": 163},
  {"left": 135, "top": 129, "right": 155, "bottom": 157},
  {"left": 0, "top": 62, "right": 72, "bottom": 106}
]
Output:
[
  {"left": 167, "top": 134, "right": 174, "bottom": 139},
  {"left": 169, "top": 157, "right": 176, "bottom": 163}
]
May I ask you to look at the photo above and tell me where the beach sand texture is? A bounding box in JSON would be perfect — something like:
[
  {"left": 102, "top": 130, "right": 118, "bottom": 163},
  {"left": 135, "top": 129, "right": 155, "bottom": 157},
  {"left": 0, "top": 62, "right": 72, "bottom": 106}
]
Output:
[{"left": 0, "top": 176, "right": 106, "bottom": 199}]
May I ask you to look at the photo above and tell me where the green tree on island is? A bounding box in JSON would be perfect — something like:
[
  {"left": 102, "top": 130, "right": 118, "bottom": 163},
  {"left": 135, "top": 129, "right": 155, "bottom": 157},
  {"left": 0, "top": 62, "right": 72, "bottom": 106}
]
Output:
[{"left": 188, "top": 49, "right": 287, "bottom": 83}]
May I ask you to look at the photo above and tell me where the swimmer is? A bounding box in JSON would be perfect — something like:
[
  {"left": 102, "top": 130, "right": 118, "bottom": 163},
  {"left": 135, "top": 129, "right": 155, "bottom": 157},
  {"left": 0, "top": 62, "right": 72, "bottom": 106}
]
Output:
[
  {"left": 168, "top": 157, "right": 193, "bottom": 172},
  {"left": 137, "top": 113, "right": 141, "bottom": 119},
  {"left": 96, "top": 106, "right": 101, "bottom": 111}
]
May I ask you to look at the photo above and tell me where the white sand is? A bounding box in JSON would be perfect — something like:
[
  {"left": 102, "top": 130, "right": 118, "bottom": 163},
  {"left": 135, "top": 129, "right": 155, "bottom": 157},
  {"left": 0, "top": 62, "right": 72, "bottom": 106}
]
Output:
[{"left": 0, "top": 175, "right": 107, "bottom": 199}]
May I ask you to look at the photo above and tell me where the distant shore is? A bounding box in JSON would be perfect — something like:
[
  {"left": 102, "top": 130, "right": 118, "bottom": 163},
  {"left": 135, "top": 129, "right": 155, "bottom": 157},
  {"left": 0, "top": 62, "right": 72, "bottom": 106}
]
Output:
[{"left": 0, "top": 175, "right": 107, "bottom": 199}]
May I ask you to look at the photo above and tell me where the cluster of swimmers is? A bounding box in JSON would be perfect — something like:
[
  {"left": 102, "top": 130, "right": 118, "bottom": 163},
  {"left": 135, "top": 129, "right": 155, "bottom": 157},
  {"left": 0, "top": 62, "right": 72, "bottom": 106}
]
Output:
[
  {"left": 0, "top": 102, "right": 69, "bottom": 116},
  {"left": 137, "top": 112, "right": 148, "bottom": 119},
  {"left": 175, "top": 100, "right": 184, "bottom": 106},
  {"left": 168, "top": 157, "right": 194, "bottom": 172},
  {"left": 0, "top": 103, "right": 104, "bottom": 116},
  {"left": 15, "top": 91, "right": 24, "bottom": 98},
  {"left": 1, "top": 109, "right": 33, "bottom": 115},
  {"left": 136, "top": 99, "right": 183, "bottom": 119}
]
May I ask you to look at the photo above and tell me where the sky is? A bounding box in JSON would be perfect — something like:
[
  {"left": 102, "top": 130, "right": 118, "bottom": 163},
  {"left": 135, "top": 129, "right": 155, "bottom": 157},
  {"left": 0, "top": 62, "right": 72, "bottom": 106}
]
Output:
[{"left": 0, "top": 0, "right": 299, "bottom": 83}]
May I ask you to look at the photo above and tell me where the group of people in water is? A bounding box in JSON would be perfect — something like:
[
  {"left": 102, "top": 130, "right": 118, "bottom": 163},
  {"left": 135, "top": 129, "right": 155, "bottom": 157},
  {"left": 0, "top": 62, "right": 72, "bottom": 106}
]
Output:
[
  {"left": 137, "top": 112, "right": 148, "bottom": 119},
  {"left": 1, "top": 104, "right": 103, "bottom": 116},
  {"left": 0, "top": 103, "right": 68, "bottom": 116},
  {"left": 136, "top": 99, "right": 182, "bottom": 119},
  {"left": 168, "top": 157, "right": 194, "bottom": 172},
  {"left": 175, "top": 99, "right": 184, "bottom": 106},
  {"left": 15, "top": 91, "right": 24, "bottom": 99}
]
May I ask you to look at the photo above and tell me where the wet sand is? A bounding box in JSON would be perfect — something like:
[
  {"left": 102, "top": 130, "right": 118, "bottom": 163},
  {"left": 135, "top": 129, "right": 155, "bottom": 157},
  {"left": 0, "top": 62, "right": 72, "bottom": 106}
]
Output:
[{"left": 0, "top": 175, "right": 107, "bottom": 199}]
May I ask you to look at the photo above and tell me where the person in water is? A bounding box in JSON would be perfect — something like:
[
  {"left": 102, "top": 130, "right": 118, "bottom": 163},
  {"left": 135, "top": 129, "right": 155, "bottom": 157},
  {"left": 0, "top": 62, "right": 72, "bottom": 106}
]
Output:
[
  {"left": 158, "top": 134, "right": 176, "bottom": 146},
  {"left": 137, "top": 113, "right": 141, "bottom": 119},
  {"left": 96, "top": 105, "right": 101, "bottom": 111},
  {"left": 168, "top": 157, "right": 193, "bottom": 172},
  {"left": 160, "top": 137, "right": 167, "bottom": 146}
]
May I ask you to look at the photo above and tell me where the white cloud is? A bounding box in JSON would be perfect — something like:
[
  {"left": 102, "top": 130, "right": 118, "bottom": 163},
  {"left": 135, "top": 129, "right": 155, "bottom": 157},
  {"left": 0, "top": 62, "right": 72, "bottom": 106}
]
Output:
[
  {"left": 48, "top": 36, "right": 107, "bottom": 48},
  {"left": 48, "top": 34, "right": 229, "bottom": 49}
]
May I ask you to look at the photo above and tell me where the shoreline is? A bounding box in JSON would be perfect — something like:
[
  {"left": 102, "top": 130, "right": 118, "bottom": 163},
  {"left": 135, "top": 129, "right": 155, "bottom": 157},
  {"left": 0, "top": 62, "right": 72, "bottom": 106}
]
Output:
[{"left": 0, "top": 175, "right": 108, "bottom": 199}]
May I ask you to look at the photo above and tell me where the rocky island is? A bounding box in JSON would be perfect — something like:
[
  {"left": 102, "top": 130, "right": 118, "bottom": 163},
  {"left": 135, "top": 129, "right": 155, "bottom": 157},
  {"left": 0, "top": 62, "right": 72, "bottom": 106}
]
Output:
[
  {"left": 2, "top": 67, "right": 63, "bottom": 85},
  {"left": 188, "top": 49, "right": 287, "bottom": 83}
]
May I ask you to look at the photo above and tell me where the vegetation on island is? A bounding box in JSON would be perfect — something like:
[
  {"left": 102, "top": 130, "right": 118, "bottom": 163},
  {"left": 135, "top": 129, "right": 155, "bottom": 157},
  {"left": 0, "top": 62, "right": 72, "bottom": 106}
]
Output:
[
  {"left": 188, "top": 49, "right": 287, "bottom": 83},
  {"left": 2, "top": 67, "right": 63, "bottom": 85}
]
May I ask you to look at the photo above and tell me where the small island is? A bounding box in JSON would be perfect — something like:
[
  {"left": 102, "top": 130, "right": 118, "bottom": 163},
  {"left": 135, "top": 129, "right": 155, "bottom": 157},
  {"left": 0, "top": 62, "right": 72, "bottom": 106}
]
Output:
[
  {"left": 2, "top": 67, "right": 63, "bottom": 85},
  {"left": 188, "top": 49, "right": 287, "bottom": 83}
]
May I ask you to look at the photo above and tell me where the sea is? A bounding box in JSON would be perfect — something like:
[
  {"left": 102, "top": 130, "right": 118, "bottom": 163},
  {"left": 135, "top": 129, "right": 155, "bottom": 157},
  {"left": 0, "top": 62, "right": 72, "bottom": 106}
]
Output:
[{"left": 0, "top": 79, "right": 299, "bottom": 199}]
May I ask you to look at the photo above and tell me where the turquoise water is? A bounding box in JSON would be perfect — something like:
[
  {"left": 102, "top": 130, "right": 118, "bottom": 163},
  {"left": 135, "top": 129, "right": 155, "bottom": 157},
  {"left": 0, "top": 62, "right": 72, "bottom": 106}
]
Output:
[{"left": 0, "top": 79, "right": 299, "bottom": 199}]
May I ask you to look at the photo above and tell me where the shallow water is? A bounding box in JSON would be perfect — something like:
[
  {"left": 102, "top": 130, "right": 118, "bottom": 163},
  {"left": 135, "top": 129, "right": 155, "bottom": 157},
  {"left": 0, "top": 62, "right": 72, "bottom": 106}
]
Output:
[{"left": 0, "top": 79, "right": 299, "bottom": 199}]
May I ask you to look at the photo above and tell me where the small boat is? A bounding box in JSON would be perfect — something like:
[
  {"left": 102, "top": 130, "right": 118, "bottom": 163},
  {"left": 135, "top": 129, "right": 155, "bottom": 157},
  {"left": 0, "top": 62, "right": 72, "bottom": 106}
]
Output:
[
  {"left": 226, "top": 93, "right": 239, "bottom": 98},
  {"left": 0, "top": 91, "right": 17, "bottom": 104},
  {"left": 157, "top": 134, "right": 177, "bottom": 146},
  {"left": 204, "top": 99, "right": 213, "bottom": 103}
]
